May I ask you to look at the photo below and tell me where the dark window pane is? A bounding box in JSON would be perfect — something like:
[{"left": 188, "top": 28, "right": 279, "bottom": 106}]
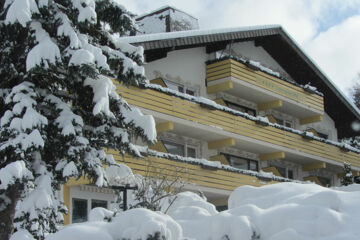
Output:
[
  {"left": 225, "top": 101, "right": 256, "bottom": 116},
  {"left": 249, "top": 160, "right": 258, "bottom": 171},
  {"left": 317, "top": 132, "right": 328, "bottom": 139},
  {"left": 163, "top": 141, "right": 185, "bottom": 156},
  {"left": 178, "top": 86, "right": 184, "bottom": 93},
  {"left": 276, "top": 166, "right": 286, "bottom": 178},
  {"left": 229, "top": 156, "right": 248, "bottom": 170},
  {"left": 216, "top": 205, "right": 228, "bottom": 212},
  {"left": 288, "top": 170, "right": 294, "bottom": 179},
  {"left": 187, "top": 147, "right": 196, "bottom": 158},
  {"left": 318, "top": 176, "right": 331, "bottom": 187},
  {"left": 91, "top": 199, "right": 107, "bottom": 209},
  {"left": 186, "top": 89, "right": 195, "bottom": 96},
  {"left": 72, "top": 198, "right": 88, "bottom": 223}
]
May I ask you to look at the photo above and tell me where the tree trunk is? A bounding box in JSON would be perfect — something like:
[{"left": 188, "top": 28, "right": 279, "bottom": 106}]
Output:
[{"left": 0, "top": 187, "right": 19, "bottom": 240}]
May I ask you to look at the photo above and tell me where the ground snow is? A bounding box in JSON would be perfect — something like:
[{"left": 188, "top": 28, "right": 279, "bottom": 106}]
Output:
[
  {"left": 46, "top": 183, "right": 360, "bottom": 240},
  {"left": 10, "top": 229, "right": 34, "bottom": 240}
]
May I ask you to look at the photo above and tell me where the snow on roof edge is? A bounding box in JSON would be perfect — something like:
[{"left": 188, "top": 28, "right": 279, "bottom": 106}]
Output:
[
  {"left": 136, "top": 5, "right": 198, "bottom": 21},
  {"left": 278, "top": 26, "right": 360, "bottom": 120},
  {"left": 120, "top": 25, "right": 281, "bottom": 44}
]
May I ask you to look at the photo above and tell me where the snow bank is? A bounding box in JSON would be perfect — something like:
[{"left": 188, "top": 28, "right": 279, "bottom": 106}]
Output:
[
  {"left": 228, "top": 182, "right": 360, "bottom": 240},
  {"left": 46, "top": 208, "right": 182, "bottom": 240},
  {"left": 162, "top": 191, "right": 255, "bottom": 240},
  {"left": 10, "top": 229, "right": 34, "bottom": 240},
  {"left": 46, "top": 183, "right": 360, "bottom": 239}
]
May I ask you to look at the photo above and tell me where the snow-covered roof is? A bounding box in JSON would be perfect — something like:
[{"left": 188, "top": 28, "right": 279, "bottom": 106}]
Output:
[
  {"left": 121, "top": 25, "right": 280, "bottom": 44},
  {"left": 119, "top": 25, "right": 360, "bottom": 137}
]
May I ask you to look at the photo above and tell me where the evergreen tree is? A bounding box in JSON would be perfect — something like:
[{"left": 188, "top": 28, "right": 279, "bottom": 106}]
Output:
[
  {"left": 350, "top": 79, "right": 360, "bottom": 109},
  {"left": 0, "top": 1, "right": 156, "bottom": 239},
  {"left": 341, "top": 162, "right": 354, "bottom": 186}
]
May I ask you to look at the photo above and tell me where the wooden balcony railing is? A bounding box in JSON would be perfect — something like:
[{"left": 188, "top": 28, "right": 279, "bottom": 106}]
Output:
[
  {"left": 206, "top": 59, "right": 324, "bottom": 112},
  {"left": 115, "top": 83, "right": 360, "bottom": 168}
]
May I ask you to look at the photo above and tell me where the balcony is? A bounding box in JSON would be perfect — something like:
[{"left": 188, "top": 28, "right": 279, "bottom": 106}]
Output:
[
  {"left": 114, "top": 83, "right": 360, "bottom": 171},
  {"left": 106, "top": 149, "right": 278, "bottom": 191},
  {"left": 206, "top": 59, "right": 324, "bottom": 119}
]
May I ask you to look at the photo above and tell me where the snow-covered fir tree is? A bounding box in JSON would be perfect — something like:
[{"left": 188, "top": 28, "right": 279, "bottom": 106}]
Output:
[
  {"left": 0, "top": 1, "right": 156, "bottom": 239},
  {"left": 341, "top": 162, "right": 354, "bottom": 186}
]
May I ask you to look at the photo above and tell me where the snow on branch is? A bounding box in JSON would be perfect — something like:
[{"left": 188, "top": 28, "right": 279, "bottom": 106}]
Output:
[
  {"left": 56, "top": 13, "right": 82, "bottom": 49},
  {"left": 44, "top": 94, "right": 84, "bottom": 136},
  {"left": 84, "top": 75, "right": 118, "bottom": 117},
  {"left": 121, "top": 100, "right": 157, "bottom": 142},
  {"left": 0, "top": 161, "right": 33, "bottom": 190},
  {"left": 26, "top": 22, "right": 61, "bottom": 71},
  {"left": 5, "top": 0, "right": 39, "bottom": 27},
  {"left": 72, "top": 0, "right": 96, "bottom": 23}
]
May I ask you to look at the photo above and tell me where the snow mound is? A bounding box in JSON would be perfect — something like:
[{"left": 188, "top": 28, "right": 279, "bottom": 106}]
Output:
[
  {"left": 163, "top": 191, "right": 255, "bottom": 240},
  {"left": 228, "top": 182, "right": 360, "bottom": 240},
  {"left": 10, "top": 229, "right": 35, "bottom": 240},
  {"left": 88, "top": 207, "right": 114, "bottom": 222},
  {"left": 162, "top": 191, "right": 218, "bottom": 219},
  {"left": 46, "top": 208, "right": 182, "bottom": 240}
]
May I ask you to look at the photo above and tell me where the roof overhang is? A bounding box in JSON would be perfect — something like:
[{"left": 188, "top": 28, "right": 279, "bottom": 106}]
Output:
[{"left": 121, "top": 26, "right": 360, "bottom": 138}]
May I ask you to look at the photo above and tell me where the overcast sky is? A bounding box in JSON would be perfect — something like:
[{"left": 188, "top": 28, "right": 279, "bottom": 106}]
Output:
[{"left": 117, "top": 0, "right": 360, "bottom": 96}]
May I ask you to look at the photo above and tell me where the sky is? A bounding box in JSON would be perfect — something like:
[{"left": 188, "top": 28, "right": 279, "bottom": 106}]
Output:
[{"left": 117, "top": 0, "right": 360, "bottom": 96}]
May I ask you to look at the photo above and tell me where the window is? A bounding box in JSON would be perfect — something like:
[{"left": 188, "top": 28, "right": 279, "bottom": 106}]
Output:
[
  {"left": 317, "top": 176, "right": 331, "bottom": 187},
  {"left": 274, "top": 166, "right": 294, "bottom": 179},
  {"left": 163, "top": 140, "right": 197, "bottom": 158},
  {"left": 274, "top": 117, "right": 293, "bottom": 128},
  {"left": 223, "top": 154, "right": 258, "bottom": 171},
  {"left": 72, "top": 198, "right": 88, "bottom": 223},
  {"left": 72, "top": 198, "right": 109, "bottom": 223},
  {"left": 216, "top": 205, "right": 228, "bottom": 212},
  {"left": 164, "top": 80, "right": 197, "bottom": 96},
  {"left": 317, "top": 132, "right": 328, "bottom": 139},
  {"left": 225, "top": 101, "right": 256, "bottom": 116},
  {"left": 91, "top": 199, "right": 108, "bottom": 209}
]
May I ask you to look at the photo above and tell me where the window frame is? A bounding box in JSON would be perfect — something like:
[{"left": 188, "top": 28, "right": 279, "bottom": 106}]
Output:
[
  {"left": 72, "top": 198, "right": 88, "bottom": 223},
  {"left": 274, "top": 117, "right": 293, "bottom": 128},
  {"left": 163, "top": 79, "right": 198, "bottom": 96},
  {"left": 224, "top": 100, "right": 257, "bottom": 116},
  {"left": 222, "top": 153, "right": 258, "bottom": 171},
  {"left": 162, "top": 140, "right": 198, "bottom": 158}
]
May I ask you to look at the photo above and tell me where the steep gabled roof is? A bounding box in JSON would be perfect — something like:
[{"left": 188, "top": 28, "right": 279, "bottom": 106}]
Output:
[{"left": 121, "top": 26, "right": 360, "bottom": 138}]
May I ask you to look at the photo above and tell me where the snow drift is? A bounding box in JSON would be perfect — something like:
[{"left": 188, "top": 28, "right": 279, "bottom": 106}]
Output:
[{"left": 44, "top": 182, "right": 360, "bottom": 240}]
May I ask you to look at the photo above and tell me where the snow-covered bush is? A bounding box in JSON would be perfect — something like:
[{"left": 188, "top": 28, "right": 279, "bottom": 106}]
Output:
[
  {"left": 46, "top": 208, "right": 182, "bottom": 240},
  {"left": 0, "top": 1, "right": 155, "bottom": 239}
]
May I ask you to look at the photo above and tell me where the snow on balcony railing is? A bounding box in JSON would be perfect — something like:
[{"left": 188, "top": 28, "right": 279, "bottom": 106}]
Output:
[
  {"left": 134, "top": 145, "right": 299, "bottom": 183},
  {"left": 141, "top": 83, "right": 360, "bottom": 154}
]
